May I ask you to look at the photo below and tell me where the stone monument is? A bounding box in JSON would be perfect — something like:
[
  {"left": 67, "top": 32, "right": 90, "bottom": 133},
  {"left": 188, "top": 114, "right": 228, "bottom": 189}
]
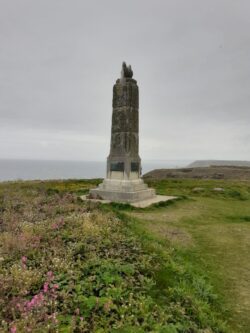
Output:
[{"left": 89, "top": 62, "right": 156, "bottom": 203}]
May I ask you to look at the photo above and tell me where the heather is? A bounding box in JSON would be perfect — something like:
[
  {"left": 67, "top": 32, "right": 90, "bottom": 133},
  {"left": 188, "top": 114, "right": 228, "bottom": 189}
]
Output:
[{"left": 0, "top": 180, "right": 228, "bottom": 332}]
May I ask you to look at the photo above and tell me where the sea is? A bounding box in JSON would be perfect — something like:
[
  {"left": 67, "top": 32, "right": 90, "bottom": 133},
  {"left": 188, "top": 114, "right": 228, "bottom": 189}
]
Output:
[{"left": 0, "top": 159, "right": 191, "bottom": 182}]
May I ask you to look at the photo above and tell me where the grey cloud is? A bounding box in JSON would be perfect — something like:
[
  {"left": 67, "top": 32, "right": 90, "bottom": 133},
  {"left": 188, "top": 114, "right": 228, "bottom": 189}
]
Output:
[{"left": 0, "top": 0, "right": 249, "bottom": 160}]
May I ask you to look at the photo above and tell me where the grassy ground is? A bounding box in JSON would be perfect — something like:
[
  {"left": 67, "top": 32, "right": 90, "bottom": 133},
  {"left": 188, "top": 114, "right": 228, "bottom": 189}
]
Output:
[
  {"left": 126, "top": 179, "right": 250, "bottom": 333},
  {"left": 0, "top": 178, "right": 249, "bottom": 332}
]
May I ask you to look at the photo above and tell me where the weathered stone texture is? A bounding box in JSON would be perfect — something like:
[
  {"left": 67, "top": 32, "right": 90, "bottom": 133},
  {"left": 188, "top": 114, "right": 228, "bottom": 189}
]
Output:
[
  {"left": 89, "top": 62, "right": 155, "bottom": 203},
  {"left": 109, "top": 77, "right": 139, "bottom": 164}
]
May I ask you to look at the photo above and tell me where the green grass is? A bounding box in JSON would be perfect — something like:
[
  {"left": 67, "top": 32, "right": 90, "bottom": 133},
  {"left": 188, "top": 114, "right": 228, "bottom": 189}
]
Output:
[
  {"left": 125, "top": 179, "right": 250, "bottom": 333},
  {"left": 1, "top": 178, "right": 249, "bottom": 332}
]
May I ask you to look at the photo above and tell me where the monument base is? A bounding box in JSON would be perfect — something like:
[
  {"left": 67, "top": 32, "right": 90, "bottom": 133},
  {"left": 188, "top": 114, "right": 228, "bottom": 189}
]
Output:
[
  {"left": 89, "top": 178, "right": 156, "bottom": 203},
  {"left": 81, "top": 194, "right": 177, "bottom": 208}
]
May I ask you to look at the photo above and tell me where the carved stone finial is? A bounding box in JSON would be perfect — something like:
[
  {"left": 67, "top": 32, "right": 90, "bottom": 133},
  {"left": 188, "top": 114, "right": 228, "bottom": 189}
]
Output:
[{"left": 121, "top": 61, "right": 133, "bottom": 78}]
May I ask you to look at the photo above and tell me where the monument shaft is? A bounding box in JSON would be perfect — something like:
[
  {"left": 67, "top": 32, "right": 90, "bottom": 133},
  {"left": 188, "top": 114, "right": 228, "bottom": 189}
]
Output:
[
  {"left": 107, "top": 76, "right": 140, "bottom": 180},
  {"left": 89, "top": 62, "right": 155, "bottom": 202}
]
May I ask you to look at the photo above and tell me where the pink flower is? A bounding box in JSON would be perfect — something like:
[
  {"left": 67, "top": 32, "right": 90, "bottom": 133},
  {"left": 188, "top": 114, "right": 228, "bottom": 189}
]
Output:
[
  {"left": 52, "top": 312, "right": 58, "bottom": 323},
  {"left": 47, "top": 271, "right": 54, "bottom": 281},
  {"left": 30, "top": 236, "right": 41, "bottom": 248},
  {"left": 10, "top": 326, "right": 17, "bottom": 333},
  {"left": 43, "top": 282, "right": 49, "bottom": 293},
  {"left": 21, "top": 256, "right": 27, "bottom": 264},
  {"left": 25, "top": 292, "right": 44, "bottom": 310},
  {"left": 21, "top": 256, "right": 27, "bottom": 268},
  {"left": 53, "top": 284, "right": 59, "bottom": 290},
  {"left": 36, "top": 292, "right": 44, "bottom": 303},
  {"left": 51, "top": 223, "right": 59, "bottom": 230},
  {"left": 21, "top": 257, "right": 27, "bottom": 269}
]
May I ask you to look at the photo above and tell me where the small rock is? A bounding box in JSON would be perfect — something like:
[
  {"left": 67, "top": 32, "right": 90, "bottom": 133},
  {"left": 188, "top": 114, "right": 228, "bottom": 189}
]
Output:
[
  {"left": 192, "top": 187, "right": 204, "bottom": 192},
  {"left": 213, "top": 187, "right": 224, "bottom": 192}
]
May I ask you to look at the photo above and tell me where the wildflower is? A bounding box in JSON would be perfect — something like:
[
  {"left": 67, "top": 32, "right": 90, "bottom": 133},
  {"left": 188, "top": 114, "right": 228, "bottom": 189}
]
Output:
[
  {"left": 43, "top": 282, "right": 49, "bottom": 293},
  {"left": 30, "top": 235, "right": 41, "bottom": 248},
  {"left": 21, "top": 256, "right": 27, "bottom": 268},
  {"left": 47, "top": 271, "right": 54, "bottom": 280},
  {"left": 21, "top": 256, "right": 27, "bottom": 264},
  {"left": 51, "top": 223, "right": 59, "bottom": 230},
  {"left": 52, "top": 312, "right": 58, "bottom": 324},
  {"left": 26, "top": 292, "right": 44, "bottom": 310},
  {"left": 10, "top": 326, "right": 17, "bottom": 333}
]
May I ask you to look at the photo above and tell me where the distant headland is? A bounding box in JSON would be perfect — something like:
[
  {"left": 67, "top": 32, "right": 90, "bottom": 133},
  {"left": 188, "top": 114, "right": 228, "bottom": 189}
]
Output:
[{"left": 187, "top": 160, "right": 250, "bottom": 168}]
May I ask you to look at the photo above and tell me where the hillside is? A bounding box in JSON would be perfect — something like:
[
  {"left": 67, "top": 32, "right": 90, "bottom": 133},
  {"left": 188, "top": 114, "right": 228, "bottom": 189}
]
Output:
[
  {"left": 187, "top": 160, "right": 250, "bottom": 168},
  {"left": 0, "top": 179, "right": 230, "bottom": 332},
  {"left": 143, "top": 165, "right": 250, "bottom": 180}
]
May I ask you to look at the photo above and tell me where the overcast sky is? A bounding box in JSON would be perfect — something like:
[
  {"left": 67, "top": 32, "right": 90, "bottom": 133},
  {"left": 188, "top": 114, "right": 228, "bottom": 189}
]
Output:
[{"left": 0, "top": 0, "right": 249, "bottom": 162}]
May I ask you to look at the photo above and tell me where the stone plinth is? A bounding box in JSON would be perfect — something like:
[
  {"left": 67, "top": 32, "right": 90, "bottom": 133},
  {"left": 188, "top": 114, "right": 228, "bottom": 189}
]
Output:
[
  {"left": 90, "top": 179, "right": 155, "bottom": 203},
  {"left": 82, "top": 194, "right": 177, "bottom": 208}
]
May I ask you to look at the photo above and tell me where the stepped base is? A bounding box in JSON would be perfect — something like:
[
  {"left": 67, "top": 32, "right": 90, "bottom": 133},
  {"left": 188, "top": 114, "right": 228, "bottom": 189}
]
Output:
[
  {"left": 89, "top": 178, "right": 156, "bottom": 203},
  {"left": 81, "top": 194, "right": 177, "bottom": 208}
]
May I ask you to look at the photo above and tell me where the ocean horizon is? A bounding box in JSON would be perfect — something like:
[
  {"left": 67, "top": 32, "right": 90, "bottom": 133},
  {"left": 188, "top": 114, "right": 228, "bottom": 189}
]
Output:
[{"left": 0, "top": 159, "right": 191, "bottom": 182}]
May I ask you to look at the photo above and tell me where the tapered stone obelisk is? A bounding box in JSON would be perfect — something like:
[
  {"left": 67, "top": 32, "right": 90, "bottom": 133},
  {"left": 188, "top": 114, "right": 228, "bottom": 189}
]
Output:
[{"left": 89, "top": 62, "right": 155, "bottom": 202}]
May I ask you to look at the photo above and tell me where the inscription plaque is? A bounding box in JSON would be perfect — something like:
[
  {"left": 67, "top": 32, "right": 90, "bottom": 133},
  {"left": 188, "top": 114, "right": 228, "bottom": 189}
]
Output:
[
  {"left": 131, "top": 162, "right": 140, "bottom": 172},
  {"left": 110, "top": 162, "right": 124, "bottom": 172}
]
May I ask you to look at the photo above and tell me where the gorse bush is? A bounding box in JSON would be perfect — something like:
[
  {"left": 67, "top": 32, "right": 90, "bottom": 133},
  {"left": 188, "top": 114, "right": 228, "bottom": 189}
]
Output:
[{"left": 0, "top": 180, "right": 227, "bottom": 332}]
